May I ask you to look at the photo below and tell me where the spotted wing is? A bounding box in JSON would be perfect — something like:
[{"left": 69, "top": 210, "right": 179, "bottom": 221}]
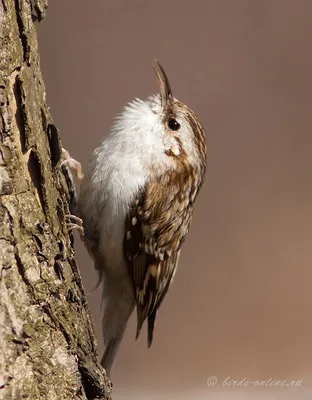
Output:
[{"left": 124, "top": 171, "right": 197, "bottom": 345}]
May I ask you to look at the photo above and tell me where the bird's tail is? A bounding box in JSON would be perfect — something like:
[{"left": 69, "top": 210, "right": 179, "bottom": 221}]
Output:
[
  {"left": 101, "top": 275, "right": 135, "bottom": 376},
  {"left": 101, "top": 333, "right": 125, "bottom": 377},
  {"left": 147, "top": 308, "right": 157, "bottom": 348}
]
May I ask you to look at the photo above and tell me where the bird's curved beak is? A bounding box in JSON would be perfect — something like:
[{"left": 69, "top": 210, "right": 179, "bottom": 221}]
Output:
[{"left": 152, "top": 60, "right": 173, "bottom": 108}]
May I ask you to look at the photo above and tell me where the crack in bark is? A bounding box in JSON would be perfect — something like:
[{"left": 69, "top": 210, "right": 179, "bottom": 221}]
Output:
[
  {"left": 14, "top": 245, "right": 32, "bottom": 290},
  {"left": 78, "top": 359, "right": 111, "bottom": 400},
  {"left": 14, "top": 0, "right": 30, "bottom": 64},
  {"left": 13, "top": 75, "right": 27, "bottom": 153},
  {"left": 1, "top": 0, "right": 7, "bottom": 13},
  {"left": 27, "top": 149, "right": 45, "bottom": 210},
  {"left": 29, "top": 0, "right": 48, "bottom": 22},
  {"left": 46, "top": 123, "right": 61, "bottom": 168}
]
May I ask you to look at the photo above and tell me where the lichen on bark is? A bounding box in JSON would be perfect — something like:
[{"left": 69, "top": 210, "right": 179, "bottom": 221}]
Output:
[{"left": 0, "top": 1, "right": 111, "bottom": 399}]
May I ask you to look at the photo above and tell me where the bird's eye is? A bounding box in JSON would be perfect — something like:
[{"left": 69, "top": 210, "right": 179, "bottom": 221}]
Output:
[{"left": 167, "top": 118, "right": 180, "bottom": 131}]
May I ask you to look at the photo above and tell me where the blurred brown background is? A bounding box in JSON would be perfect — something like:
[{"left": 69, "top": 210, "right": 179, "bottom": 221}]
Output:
[{"left": 37, "top": 1, "right": 312, "bottom": 398}]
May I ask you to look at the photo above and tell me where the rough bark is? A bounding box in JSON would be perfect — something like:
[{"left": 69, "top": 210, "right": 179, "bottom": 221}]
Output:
[{"left": 0, "top": 1, "right": 112, "bottom": 399}]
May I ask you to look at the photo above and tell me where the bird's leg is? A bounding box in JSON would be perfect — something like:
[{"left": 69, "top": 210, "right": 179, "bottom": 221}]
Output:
[
  {"left": 65, "top": 214, "right": 85, "bottom": 241},
  {"left": 61, "top": 148, "right": 84, "bottom": 181}
]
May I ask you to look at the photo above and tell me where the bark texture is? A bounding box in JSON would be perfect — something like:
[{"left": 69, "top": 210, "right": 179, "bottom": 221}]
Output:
[{"left": 0, "top": 1, "right": 112, "bottom": 399}]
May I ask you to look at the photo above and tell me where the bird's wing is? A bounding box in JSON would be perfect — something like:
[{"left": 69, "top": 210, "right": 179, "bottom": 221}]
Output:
[{"left": 124, "top": 170, "right": 195, "bottom": 345}]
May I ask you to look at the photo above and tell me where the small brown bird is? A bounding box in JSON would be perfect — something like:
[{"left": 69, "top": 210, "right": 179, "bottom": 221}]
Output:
[{"left": 78, "top": 61, "right": 207, "bottom": 375}]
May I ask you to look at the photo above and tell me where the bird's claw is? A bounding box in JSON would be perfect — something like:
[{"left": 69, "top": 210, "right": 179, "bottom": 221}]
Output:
[{"left": 65, "top": 214, "right": 85, "bottom": 240}]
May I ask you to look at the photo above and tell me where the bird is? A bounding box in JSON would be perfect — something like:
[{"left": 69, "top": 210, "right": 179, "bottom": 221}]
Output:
[{"left": 77, "top": 60, "right": 207, "bottom": 376}]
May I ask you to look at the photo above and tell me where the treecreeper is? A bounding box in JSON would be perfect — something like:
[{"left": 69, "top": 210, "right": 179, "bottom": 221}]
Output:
[{"left": 64, "top": 60, "right": 207, "bottom": 377}]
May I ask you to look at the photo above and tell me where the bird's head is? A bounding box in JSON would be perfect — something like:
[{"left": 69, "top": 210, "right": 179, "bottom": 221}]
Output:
[{"left": 112, "top": 61, "right": 207, "bottom": 174}]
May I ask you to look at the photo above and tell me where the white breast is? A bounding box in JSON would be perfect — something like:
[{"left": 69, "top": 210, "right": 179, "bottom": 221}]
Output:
[{"left": 79, "top": 97, "right": 174, "bottom": 275}]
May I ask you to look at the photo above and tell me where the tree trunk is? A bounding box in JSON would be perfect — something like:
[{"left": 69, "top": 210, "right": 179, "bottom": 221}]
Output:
[{"left": 0, "top": 1, "right": 111, "bottom": 399}]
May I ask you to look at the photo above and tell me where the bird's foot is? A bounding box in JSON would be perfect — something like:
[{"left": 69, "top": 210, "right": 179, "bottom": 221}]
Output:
[
  {"left": 61, "top": 148, "right": 84, "bottom": 181},
  {"left": 65, "top": 214, "right": 85, "bottom": 240}
]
